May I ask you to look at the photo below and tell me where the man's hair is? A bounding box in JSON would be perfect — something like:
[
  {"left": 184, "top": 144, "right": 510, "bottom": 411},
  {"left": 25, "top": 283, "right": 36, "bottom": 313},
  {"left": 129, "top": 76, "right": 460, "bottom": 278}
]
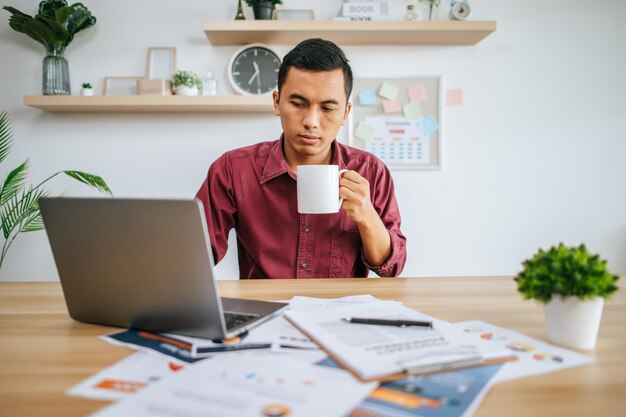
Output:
[{"left": 277, "top": 38, "right": 353, "bottom": 102}]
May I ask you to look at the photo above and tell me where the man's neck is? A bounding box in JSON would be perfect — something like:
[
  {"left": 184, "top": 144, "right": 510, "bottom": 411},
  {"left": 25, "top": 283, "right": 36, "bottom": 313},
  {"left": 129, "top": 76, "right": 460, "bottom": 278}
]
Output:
[{"left": 284, "top": 143, "right": 335, "bottom": 173}]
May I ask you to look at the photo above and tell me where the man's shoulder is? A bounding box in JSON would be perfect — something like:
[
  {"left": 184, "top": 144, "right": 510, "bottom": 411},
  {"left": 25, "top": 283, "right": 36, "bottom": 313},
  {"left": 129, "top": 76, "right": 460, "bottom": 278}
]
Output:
[
  {"left": 337, "top": 142, "right": 387, "bottom": 174},
  {"left": 221, "top": 140, "right": 277, "bottom": 162},
  {"left": 211, "top": 140, "right": 278, "bottom": 171}
]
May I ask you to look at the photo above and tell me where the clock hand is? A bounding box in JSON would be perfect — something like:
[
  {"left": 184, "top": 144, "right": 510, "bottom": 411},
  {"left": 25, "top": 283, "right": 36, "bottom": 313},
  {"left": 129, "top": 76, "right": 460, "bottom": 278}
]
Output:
[
  {"left": 248, "top": 71, "right": 259, "bottom": 85},
  {"left": 248, "top": 61, "right": 260, "bottom": 85}
]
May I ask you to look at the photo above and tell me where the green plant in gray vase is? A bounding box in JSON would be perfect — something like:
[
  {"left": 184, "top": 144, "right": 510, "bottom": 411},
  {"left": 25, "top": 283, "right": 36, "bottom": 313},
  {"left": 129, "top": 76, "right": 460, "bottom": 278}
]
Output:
[
  {"left": 244, "top": 0, "right": 283, "bottom": 20},
  {"left": 515, "top": 243, "right": 619, "bottom": 349},
  {"left": 0, "top": 111, "right": 112, "bottom": 270},
  {"left": 3, "top": 0, "right": 97, "bottom": 95}
]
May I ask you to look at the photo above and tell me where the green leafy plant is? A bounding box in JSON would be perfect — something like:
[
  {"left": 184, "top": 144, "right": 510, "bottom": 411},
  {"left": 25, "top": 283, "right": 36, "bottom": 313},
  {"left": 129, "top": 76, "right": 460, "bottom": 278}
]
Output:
[
  {"left": 0, "top": 111, "right": 112, "bottom": 270},
  {"left": 3, "top": 0, "right": 97, "bottom": 52},
  {"left": 171, "top": 70, "right": 202, "bottom": 89},
  {"left": 81, "top": 82, "right": 92, "bottom": 89},
  {"left": 515, "top": 243, "right": 619, "bottom": 304},
  {"left": 244, "top": 0, "right": 283, "bottom": 6}
]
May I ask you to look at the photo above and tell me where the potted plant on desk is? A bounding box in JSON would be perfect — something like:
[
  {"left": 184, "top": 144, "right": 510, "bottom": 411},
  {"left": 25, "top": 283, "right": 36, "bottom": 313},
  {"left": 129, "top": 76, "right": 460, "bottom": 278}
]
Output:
[
  {"left": 515, "top": 243, "right": 619, "bottom": 350},
  {"left": 244, "top": 0, "right": 283, "bottom": 20}
]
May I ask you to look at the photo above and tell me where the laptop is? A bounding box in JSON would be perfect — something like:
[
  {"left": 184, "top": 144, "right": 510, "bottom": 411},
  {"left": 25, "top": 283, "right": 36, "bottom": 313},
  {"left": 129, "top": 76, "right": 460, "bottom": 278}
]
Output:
[{"left": 39, "top": 197, "right": 287, "bottom": 340}]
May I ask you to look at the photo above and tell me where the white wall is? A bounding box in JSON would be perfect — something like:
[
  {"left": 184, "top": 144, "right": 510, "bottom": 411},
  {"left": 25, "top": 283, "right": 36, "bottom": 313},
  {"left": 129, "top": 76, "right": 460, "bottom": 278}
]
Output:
[{"left": 0, "top": 0, "right": 624, "bottom": 281}]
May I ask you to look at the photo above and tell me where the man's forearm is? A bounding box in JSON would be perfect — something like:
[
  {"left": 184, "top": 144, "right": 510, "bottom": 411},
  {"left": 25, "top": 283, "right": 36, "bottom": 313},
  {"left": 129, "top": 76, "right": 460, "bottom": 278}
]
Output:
[{"left": 357, "top": 213, "right": 392, "bottom": 267}]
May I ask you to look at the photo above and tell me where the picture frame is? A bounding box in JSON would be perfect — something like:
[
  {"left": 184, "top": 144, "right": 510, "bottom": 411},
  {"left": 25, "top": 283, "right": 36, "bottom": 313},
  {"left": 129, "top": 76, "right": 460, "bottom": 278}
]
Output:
[
  {"left": 146, "top": 47, "right": 176, "bottom": 80},
  {"left": 103, "top": 76, "right": 143, "bottom": 96},
  {"left": 273, "top": 9, "right": 315, "bottom": 20},
  {"left": 348, "top": 75, "right": 443, "bottom": 170}
]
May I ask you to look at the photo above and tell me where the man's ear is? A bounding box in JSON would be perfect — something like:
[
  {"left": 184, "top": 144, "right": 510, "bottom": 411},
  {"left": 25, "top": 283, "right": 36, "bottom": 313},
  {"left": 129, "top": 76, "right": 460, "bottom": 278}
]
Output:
[
  {"left": 342, "top": 102, "right": 352, "bottom": 125},
  {"left": 273, "top": 90, "right": 280, "bottom": 116}
]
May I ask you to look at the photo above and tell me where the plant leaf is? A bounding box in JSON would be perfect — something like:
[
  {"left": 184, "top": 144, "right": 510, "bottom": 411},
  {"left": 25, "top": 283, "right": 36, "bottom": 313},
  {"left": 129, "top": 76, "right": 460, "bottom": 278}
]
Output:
[
  {"left": 1, "top": 186, "right": 47, "bottom": 240},
  {"left": 0, "top": 160, "right": 29, "bottom": 205},
  {"left": 21, "top": 212, "right": 45, "bottom": 233},
  {"left": 38, "top": 0, "right": 69, "bottom": 19},
  {"left": 64, "top": 171, "right": 113, "bottom": 196},
  {"left": 3, "top": 6, "right": 52, "bottom": 49},
  {"left": 65, "top": 3, "right": 96, "bottom": 37},
  {"left": 0, "top": 111, "right": 12, "bottom": 164}
]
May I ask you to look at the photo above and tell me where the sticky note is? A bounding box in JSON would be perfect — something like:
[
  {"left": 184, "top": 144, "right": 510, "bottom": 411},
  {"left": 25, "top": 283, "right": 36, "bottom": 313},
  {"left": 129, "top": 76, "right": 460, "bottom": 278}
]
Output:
[
  {"left": 408, "top": 84, "right": 428, "bottom": 102},
  {"left": 378, "top": 81, "right": 400, "bottom": 100},
  {"left": 381, "top": 99, "right": 402, "bottom": 114},
  {"left": 354, "top": 121, "right": 375, "bottom": 141},
  {"left": 403, "top": 103, "right": 423, "bottom": 120},
  {"left": 358, "top": 90, "right": 378, "bottom": 106},
  {"left": 419, "top": 115, "right": 439, "bottom": 137},
  {"left": 446, "top": 88, "right": 464, "bottom": 106}
]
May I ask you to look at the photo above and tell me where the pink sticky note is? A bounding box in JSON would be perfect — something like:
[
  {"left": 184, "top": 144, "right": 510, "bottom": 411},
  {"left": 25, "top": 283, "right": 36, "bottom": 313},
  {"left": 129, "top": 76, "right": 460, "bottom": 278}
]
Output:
[
  {"left": 446, "top": 88, "right": 464, "bottom": 106},
  {"left": 382, "top": 99, "right": 402, "bottom": 114},
  {"left": 408, "top": 84, "right": 428, "bottom": 103}
]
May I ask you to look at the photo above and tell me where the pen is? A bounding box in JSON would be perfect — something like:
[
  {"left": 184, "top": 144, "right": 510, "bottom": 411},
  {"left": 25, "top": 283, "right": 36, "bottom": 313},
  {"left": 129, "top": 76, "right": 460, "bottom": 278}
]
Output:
[{"left": 343, "top": 317, "right": 433, "bottom": 328}]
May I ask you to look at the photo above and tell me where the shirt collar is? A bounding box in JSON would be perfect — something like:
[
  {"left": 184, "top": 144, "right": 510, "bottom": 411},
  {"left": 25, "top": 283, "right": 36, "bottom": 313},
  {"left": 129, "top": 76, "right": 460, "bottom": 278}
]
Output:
[
  {"left": 259, "top": 135, "right": 347, "bottom": 185},
  {"left": 260, "top": 135, "right": 291, "bottom": 184}
]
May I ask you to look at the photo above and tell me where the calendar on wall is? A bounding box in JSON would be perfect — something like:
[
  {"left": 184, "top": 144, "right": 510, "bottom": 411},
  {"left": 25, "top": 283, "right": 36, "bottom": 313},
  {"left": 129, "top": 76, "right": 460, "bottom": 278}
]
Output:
[{"left": 348, "top": 76, "right": 443, "bottom": 170}]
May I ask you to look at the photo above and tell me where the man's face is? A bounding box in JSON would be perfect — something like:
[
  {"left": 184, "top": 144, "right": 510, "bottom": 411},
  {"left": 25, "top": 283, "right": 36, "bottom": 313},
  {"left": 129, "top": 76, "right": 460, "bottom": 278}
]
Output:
[{"left": 273, "top": 67, "right": 352, "bottom": 168}]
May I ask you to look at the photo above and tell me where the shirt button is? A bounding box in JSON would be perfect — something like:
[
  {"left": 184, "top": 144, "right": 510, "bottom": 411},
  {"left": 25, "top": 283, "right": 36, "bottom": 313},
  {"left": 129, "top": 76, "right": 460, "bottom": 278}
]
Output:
[
  {"left": 304, "top": 226, "right": 311, "bottom": 233},
  {"left": 301, "top": 263, "right": 308, "bottom": 269}
]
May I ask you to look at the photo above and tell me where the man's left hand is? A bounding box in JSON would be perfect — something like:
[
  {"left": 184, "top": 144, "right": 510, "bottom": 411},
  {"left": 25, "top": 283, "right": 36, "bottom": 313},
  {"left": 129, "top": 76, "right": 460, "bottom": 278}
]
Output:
[{"left": 339, "top": 170, "right": 378, "bottom": 226}]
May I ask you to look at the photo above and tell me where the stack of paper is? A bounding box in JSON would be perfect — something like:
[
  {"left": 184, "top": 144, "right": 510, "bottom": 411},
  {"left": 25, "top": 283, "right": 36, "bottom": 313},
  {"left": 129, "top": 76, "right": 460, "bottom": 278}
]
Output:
[
  {"left": 76, "top": 295, "right": 593, "bottom": 417},
  {"left": 284, "top": 302, "right": 514, "bottom": 381}
]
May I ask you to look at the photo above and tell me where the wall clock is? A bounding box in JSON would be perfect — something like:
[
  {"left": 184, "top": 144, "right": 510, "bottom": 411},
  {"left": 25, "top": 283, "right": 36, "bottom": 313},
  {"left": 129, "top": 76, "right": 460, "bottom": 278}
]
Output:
[{"left": 228, "top": 44, "right": 281, "bottom": 95}]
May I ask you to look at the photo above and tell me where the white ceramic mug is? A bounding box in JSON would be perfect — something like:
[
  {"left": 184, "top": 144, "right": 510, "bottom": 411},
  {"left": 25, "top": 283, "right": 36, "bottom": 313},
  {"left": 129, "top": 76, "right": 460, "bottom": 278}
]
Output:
[{"left": 297, "top": 165, "right": 348, "bottom": 214}]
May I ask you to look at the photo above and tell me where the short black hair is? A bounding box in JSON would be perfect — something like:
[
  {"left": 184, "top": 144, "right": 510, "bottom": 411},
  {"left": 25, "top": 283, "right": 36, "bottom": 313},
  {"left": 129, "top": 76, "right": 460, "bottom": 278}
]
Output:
[{"left": 277, "top": 38, "right": 353, "bottom": 101}]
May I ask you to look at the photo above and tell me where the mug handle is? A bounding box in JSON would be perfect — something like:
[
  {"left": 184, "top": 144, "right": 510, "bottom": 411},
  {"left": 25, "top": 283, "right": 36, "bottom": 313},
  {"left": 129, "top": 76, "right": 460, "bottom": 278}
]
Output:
[{"left": 338, "top": 169, "right": 349, "bottom": 210}]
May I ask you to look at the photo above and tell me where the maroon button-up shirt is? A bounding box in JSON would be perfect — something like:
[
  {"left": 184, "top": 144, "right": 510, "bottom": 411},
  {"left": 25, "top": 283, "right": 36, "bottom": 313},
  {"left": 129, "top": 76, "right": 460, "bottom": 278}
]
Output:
[{"left": 195, "top": 137, "right": 406, "bottom": 279}]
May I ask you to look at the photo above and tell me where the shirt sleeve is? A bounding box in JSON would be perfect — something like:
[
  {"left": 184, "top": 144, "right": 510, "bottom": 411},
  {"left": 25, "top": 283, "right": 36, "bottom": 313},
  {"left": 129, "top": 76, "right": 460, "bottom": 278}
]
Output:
[
  {"left": 194, "top": 154, "right": 237, "bottom": 265},
  {"left": 360, "top": 164, "right": 407, "bottom": 277}
]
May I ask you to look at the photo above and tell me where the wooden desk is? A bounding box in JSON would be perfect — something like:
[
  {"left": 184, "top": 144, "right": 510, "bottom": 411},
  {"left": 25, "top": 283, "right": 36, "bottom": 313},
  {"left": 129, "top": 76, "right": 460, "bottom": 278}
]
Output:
[{"left": 0, "top": 277, "right": 624, "bottom": 416}]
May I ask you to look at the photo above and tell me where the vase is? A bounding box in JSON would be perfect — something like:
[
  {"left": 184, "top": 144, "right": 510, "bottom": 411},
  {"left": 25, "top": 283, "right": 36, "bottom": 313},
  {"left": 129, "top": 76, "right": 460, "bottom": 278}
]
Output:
[
  {"left": 174, "top": 85, "right": 199, "bottom": 96},
  {"left": 43, "top": 47, "right": 70, "bottom": 95},
  {"left": 544, "top": 296, "right": 604, "bottom": 350},
  {"left": 253, "top": 1, "right": 275, "bottom": 20}
]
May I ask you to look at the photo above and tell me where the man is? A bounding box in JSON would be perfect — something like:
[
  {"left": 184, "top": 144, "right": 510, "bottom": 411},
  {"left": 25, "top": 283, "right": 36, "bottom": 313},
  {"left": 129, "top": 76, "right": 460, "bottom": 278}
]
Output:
[{"left": 196, "top": 38, "right": 406, "bottom": 278}]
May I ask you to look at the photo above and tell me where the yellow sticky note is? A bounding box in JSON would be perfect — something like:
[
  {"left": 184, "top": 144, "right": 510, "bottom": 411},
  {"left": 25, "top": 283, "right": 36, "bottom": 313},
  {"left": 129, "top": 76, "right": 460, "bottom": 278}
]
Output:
[
  {"left": 378, "top": 81, "right": 400, "bottom": 100},
  {"left": 354, "top": 121, "right": 375, "bottom": 141},
  {"left": 382, "top": 99, "right": 402, "bottom": 114},
  {"left": 403, "top": 103, "right": 423, "bottom": 120}
]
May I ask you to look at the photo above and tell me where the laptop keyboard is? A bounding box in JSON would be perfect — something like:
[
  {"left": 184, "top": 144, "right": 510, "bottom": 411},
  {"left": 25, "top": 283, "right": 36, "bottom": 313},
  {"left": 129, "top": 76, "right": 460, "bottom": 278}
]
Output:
[{"left": 224, "top": 311, "right": 259, "bottom": 331}]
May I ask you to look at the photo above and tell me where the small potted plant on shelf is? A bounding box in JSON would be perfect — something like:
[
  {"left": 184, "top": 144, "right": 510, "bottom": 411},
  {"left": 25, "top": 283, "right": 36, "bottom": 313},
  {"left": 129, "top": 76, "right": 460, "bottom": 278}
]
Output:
[
  {"left": 244, "top": 0, "right": 283, "bottom": 20},
  {"left": 80, "top": 82, "right": 94, "bottom": 96},
  {"left": 515, "top": 243, "right": 619, "bottom": 350},
  {"left": 171, "top": 70, "right": 202, "bottom": 96}
]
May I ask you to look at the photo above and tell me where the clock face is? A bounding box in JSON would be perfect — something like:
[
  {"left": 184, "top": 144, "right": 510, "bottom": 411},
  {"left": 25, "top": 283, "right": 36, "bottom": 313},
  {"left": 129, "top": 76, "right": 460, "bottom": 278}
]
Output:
[{"left": 229, "top": 45, "right": 281, "bottom": 95}]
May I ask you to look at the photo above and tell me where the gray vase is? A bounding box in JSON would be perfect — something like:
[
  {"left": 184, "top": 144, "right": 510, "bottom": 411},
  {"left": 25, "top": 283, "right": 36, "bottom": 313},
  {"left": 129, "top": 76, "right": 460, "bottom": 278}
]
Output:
[
  {"left": 253, "top": 2, "right": 274, "bottom": 20},
  {"left": 43, "top": 47, "right": 70, "bottom": 95}
]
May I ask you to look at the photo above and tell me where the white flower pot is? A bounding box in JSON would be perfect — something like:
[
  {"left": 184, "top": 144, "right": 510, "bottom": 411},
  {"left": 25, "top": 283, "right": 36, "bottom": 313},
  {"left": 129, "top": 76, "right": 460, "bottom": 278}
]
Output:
[
  {"left": 544, "top": 296, "right": 604, "bottom": 350},
  {"left": 174, "top": 85, "right": 198, "bottom": 96},
  {"left": 81, "top": 88, "right": 94, "bottom": 96}
]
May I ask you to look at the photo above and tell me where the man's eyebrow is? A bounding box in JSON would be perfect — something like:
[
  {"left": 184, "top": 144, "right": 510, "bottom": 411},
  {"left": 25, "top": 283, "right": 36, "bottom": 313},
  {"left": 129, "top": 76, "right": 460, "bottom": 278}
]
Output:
[{"left": 288, "top": 94, "right": 340, "bottom": 106}]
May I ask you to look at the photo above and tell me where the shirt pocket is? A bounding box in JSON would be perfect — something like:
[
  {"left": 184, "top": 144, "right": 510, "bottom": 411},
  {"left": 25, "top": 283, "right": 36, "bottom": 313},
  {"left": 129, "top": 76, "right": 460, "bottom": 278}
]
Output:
[{"left": 329, "top": 230, "right": 363, "bottom": 278}]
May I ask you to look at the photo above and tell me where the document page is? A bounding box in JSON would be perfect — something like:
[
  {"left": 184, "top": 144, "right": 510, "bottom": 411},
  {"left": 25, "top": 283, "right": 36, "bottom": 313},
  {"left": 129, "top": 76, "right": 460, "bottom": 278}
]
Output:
[
  {"left": 285, "top": 303, "right": 508, "bottom": 380},
  {"left": 91, "top": 351, "right": 376, "bottom": 417}
]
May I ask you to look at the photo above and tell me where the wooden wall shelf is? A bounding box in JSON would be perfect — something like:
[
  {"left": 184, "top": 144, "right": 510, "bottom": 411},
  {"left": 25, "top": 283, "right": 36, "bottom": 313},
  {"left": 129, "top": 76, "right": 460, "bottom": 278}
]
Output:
[
  {"left": 203, "top": 20, "right": 496, "bottom": 46},
  {"left": 23, "top": 95, "right": 275, "bottom": 113}
]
